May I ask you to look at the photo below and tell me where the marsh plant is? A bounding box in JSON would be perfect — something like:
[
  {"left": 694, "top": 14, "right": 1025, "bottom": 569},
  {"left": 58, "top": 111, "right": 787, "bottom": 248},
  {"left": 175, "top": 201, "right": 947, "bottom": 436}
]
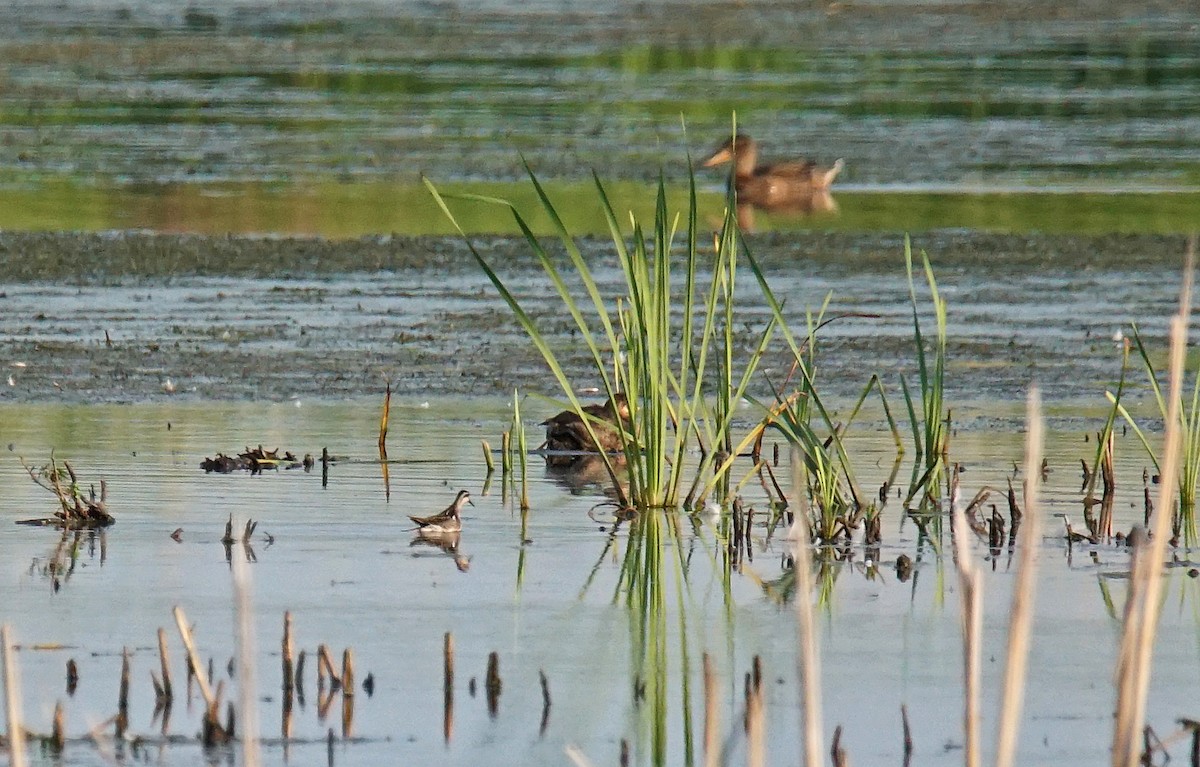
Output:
[
  {"left": 1109, "top": 321, "right": 1200, "bottom": 544},
  {"left": 426, "top": 164, "right": 775, "bottom": 511},
  {"left": 899, "top": 238, "right": 950, "bottom": 511}
]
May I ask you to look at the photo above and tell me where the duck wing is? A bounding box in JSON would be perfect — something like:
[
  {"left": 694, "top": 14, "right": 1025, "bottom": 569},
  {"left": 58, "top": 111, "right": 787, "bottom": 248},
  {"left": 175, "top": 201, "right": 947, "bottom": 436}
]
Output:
[{"left": 759, "top": 159, "right": 818, "bottom": 178}]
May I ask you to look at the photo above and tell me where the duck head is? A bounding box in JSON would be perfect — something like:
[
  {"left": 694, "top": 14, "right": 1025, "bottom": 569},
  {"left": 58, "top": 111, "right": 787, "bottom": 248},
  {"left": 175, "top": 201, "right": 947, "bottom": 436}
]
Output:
[{"left": 702, "top": 133, "right": 759, "bottom": 177}]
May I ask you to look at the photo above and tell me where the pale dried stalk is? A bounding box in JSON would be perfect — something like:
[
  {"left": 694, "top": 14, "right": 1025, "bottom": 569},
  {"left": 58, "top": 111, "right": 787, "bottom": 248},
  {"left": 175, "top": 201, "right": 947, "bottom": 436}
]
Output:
[
  {"left": 1113, "top": 240, "right": 1193, "bottom": 767},
  {"left": 747, "top": 660, "right": 765, "bottom": 767},
  {"left": 995, "top": 387, "right": 1044, "bottom": 767},
  {"left": 564, "top": 744, "right": 598, "bottom": 767},
  {"left": 157, "top": 628, "right": 173, "bottom": 702},
  {"left": 2, "top": 625, "right": 27, "bottom": 767},
  {"left": 173, "top": 606, "right": 215, "bottom": 709},
  {"left": 232, "top": 539, "right": 261, "bottom": 767},
  {"left": 951, "top": 501, "right": 982, "bottom": 767},
  {"left": 789, "top": 446, "right": 824, "bottom": 766}
]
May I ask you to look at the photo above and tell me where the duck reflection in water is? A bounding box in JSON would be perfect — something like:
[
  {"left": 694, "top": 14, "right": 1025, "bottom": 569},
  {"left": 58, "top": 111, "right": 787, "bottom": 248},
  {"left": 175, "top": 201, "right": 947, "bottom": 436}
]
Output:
[{"left": 703, "top": 133, "right": 842, "bottom": 231}]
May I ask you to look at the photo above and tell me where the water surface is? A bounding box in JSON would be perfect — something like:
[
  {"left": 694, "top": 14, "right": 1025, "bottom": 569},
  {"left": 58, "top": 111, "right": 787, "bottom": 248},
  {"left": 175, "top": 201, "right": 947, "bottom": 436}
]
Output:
[{"left": 1, "top": 401, "right": 1198, "bottom": 766}]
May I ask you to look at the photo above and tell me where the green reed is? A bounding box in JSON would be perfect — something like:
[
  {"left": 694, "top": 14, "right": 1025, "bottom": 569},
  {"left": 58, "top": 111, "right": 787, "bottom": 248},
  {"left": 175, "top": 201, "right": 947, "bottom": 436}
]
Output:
[
  {"left": 425, "top": 162, "right": 772, "bottom": 510},
  {"left": 744, "top": 250, "right": 882, "bottom": 541},
  {"left": 1108, "top": 323, "right": 1200, "bottom": 543},
  {"left": 900, "top": 237, "right": 949, "bottom": 509}
]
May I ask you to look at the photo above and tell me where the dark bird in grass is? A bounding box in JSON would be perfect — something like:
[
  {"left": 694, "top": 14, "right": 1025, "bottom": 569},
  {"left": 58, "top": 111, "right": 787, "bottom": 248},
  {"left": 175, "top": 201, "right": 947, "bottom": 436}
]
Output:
[
  {"left": 408, "top": 490, "right": 473, "bottom": 533},
  {"left": 542, "top": 393, "right": 631, "bottom": 456},
  {"left": 703, "top": 133, "right": 843, "bottom": 208}
]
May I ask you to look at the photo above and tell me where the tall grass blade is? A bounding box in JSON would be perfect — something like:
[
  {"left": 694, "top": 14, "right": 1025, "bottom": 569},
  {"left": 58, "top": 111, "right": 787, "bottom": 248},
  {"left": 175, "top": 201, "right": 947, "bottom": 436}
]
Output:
[{"left": 995, "top": 387, "right": 1043, "bottom": 767}]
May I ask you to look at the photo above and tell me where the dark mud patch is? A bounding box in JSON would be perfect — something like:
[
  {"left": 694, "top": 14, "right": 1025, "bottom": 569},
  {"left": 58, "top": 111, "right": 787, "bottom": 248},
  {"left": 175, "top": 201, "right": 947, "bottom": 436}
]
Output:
[{"left": 0, "top": 231, "right": 1190, "bottom": 410}]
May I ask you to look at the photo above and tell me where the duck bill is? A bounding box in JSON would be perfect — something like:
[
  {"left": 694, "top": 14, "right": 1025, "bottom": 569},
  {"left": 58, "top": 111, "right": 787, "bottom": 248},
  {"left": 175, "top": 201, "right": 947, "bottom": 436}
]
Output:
[{"left": 702, "top": 147, "right": 733, "bottom": 168}]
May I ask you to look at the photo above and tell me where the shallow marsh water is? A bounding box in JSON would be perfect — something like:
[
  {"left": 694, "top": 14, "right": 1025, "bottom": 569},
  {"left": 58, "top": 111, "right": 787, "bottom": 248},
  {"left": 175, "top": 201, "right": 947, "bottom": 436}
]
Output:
[
  {"left": 1, "top": 0, "right": 1199, "bottom": 765},
  {"left": 1, "top": 401, "right": 1199, "bottom": 767}
]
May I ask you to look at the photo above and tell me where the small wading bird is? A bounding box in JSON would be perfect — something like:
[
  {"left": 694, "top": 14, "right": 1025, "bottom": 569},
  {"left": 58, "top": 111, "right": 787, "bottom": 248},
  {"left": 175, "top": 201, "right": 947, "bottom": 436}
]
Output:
[
  {"left": 541, "top": 393, "right": 631, "bottom": 456},
  {"left": 408, "top": 489, "right": 473, "bottom": 533}
]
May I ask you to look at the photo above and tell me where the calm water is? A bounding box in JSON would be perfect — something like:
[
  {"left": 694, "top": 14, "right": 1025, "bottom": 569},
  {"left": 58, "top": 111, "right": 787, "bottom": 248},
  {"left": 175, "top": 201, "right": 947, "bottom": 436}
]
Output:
[
  {"left": 0, "top": 1, "right": 1197, "bottom": 234},
  {"left": 1, "top": 401, "right": 1198, "bottom": 766}
]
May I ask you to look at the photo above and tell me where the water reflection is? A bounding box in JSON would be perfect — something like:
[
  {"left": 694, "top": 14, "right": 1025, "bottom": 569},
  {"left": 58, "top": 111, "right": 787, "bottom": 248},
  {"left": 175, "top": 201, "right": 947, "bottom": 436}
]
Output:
[
  {"left": 543, "top": 454, "right": 627, "bottom": 498},
  {"left": 28, "top": 529, "right": 107, "bottom": 592},
  {"left": 731, "top": 189, "right": 838, "bottom": 233},
  {"left": 409, "top": 530, "right": 471, "bottom": 573}
]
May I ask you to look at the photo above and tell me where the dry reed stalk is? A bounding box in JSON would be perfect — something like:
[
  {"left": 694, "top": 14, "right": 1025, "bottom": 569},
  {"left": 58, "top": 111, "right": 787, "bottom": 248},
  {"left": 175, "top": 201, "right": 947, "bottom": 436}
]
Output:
[
  {"left": 538, "top": 670, "right": 551, "bottom": 737},
  {"left": 116, "top": 647, "right": 130, "bottom": 738},
  {"left": 746, "top": 656, "right": 765, "bottom": 767},
  {"left": 994, "top": 387, "right": 1044, "bottom": 767},
  {"left": 703, "top": 653, "right": 718, "bottom": 767},
  {"left": 341, "top": 681, "right": 354, "bottom": 739},
  {"left": 501, "top": 431, "right": 512, "bottom": 476},
  {"left": 172, "top": 606, "right": 216, "bottom": 709},
  {"left": 1102, "top": 430, "right": 1116, "bottom": 496},
  {"left": 1112, "top": 236, "right": 1195, "bottom": 767},
  {"left": 318, "top": 644, "right": 341, "bottom": 689},
  {"left": 443, "top": 632, "right": 454, "bottom": 743},
  {"left": 341, "top": 649, "right": 355, "bottom": 697},
  {"left": 232, "top": 538, "right": 261, "bottom": 767},
  {"left": 51, "top": 701, "right": 64, "bottom": 752},
  {"left": 158, "top": 628, "right": 173, "bottom": 703},
  {"left": 378, "top": 382, "right": 391, "bottom": 459},
  {"left": 486, "top": 651, "right": 502, "bottom": 718},
  {"left": 3, "top": 625, "right": 28, "bottom": 767},
  {"left": 295, "top": 650, "right": 307, "bottom": 700},
  {"left": 951, "top": 500, "right": 983, "bottom": 767},
  {"left": 282, "top": 613, "right": 294, "bottom": 702},
  {"left": 482, "top": 440, "right": 495, "bottom": 473},
  {"left": 831, "top": 725, "right": 849, "bottom": 767},
  {"left": 788, "top": 446, "right": 824, "bottom": 766}
]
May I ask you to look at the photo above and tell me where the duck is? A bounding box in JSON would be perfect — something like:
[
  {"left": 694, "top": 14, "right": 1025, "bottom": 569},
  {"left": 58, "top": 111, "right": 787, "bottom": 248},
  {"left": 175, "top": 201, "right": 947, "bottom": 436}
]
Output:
[
  {"left": 541, "top": 393, "right": 631, "bottom": 456},
  {"left": 408, "top": 489, "right": 473, "bottom": 533},
  {"left": 703, "top": 133, "right": 843, "bottom": 209}
]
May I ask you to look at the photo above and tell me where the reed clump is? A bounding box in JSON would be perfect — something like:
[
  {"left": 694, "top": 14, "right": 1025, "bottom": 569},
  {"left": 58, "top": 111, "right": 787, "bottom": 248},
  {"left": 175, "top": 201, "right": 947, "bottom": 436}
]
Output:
[{"left": 426, "top": 161, "right": 774, "bottom": 511}]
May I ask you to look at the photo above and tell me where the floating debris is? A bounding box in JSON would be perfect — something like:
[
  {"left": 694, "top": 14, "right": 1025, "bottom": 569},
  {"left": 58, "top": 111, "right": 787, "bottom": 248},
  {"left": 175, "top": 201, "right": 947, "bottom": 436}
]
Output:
[
  {"left": 16, "top": 455, "right": 114, "bottom": 529},
  {"left": 200, "top": 445, "right": 315, "bottom": 474}
]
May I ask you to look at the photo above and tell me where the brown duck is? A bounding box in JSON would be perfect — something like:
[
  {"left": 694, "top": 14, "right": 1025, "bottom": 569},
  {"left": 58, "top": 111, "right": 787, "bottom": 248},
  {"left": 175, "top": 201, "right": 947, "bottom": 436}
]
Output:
[
  {"left": 542, "top": 393, "right": 631, "bottom": 455},
  {"left": 703, "top": 133, "right": 843, "bottom": 209}
]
